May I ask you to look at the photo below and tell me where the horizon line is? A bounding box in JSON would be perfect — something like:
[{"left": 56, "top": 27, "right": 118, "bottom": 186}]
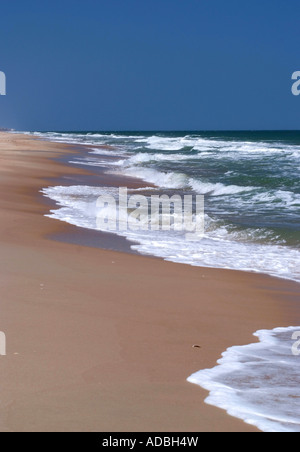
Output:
[{"left": 25, "top": 129, "right": 300, "bottom": 134}]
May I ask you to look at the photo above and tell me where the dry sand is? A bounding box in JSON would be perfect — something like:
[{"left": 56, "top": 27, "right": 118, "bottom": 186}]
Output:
[{"left": 0, "top": 132, "right": 299, "bottom": 432}]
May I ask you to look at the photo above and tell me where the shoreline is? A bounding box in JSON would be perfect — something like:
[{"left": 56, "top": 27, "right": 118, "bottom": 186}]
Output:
[{"left": 0, "top": 132, "right": 299, "bottom": 432}]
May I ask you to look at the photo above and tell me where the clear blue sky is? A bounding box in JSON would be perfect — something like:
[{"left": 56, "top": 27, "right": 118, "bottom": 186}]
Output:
[{"left": 0, "top": 0, "right": 299, "bottom": 131}]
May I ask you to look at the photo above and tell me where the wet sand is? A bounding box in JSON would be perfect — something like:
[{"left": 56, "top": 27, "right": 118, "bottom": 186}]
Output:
[{"left": 0, "top": 132, "right": 299, "bottom": 432}]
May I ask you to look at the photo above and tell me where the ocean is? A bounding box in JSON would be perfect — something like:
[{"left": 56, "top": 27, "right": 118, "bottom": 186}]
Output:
[{"left": 30, "top": 129, "right": 300, "bottom": 432}]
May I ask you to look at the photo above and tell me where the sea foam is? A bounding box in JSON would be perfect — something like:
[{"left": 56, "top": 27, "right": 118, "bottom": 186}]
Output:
[
  {"left": 188, "top": 327, "right": 300, "bottom": 432},
  {"left": 36, "top": 130, "right": 300, "bottom": 433}
]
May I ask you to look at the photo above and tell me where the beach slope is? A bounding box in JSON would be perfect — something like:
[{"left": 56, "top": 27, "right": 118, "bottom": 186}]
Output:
[{"left": 0, "top": 132, "right": 299, "bottom": 432}]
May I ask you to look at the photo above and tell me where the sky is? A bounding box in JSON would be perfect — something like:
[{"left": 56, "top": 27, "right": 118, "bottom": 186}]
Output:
[{"left": 0, "top": 0, "right": 300, "bottom": 131}]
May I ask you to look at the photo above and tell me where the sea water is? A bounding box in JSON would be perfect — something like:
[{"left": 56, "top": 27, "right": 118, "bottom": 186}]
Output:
[{"left": 31, "top": 130, "right": 300, "bottom": 432}]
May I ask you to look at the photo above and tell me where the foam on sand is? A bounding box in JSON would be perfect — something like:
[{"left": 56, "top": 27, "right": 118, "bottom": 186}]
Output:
[{"left": 188, "top": 326, "right": 300, "bottom": 432}]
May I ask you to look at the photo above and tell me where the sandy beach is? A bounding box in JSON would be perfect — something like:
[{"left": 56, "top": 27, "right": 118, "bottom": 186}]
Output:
[{"left": 0, "top": 132, "right": 299, "bottom": 432}]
